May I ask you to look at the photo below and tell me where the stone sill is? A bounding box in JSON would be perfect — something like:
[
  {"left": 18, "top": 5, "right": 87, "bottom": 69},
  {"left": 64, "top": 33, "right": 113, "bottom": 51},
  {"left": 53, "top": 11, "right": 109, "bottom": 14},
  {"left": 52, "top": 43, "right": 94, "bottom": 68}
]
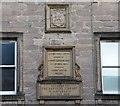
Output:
[
  {"left": 1, "top": 92, "right": 25, "bottom": 101},
  {"left": 95, "top": 92, "right": 120, "bottom": 100}
]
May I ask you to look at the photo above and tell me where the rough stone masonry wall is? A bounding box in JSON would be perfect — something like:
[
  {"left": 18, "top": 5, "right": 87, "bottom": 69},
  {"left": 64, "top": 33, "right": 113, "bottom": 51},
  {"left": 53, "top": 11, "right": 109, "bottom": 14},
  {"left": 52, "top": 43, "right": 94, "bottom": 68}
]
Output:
[
  {"left": 1, "top": 2, "right": 119, "bottom": 105},
  {"left": 92, "top": 2, "right": 119, "bottom": 105},
  {"left": 93, "top": 2, "right": 119, "bottom": 32}
]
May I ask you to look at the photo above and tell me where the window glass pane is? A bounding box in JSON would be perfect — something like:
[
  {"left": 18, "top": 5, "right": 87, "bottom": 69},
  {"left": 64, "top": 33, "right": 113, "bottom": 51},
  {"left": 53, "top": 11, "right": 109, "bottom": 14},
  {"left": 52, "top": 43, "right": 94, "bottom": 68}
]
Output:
[
  {"left": 0, "top": 41, "right": 15, "bottom": 65},
  {"left": 0, "top": 67, "right": 15, "bottom": 91},
  {"left": 101, "top": 42, "right": 119, "bottom": 66},
  {"left": 102, "top": 68, "right": 120, "bottom": 94}
]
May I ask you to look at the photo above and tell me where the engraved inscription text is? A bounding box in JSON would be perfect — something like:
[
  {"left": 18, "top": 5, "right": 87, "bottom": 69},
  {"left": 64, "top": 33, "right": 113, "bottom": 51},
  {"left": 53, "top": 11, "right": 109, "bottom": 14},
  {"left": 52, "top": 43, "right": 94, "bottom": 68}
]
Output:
[{"left": 47, "top": 51, "right": 71, "bottom": 77}]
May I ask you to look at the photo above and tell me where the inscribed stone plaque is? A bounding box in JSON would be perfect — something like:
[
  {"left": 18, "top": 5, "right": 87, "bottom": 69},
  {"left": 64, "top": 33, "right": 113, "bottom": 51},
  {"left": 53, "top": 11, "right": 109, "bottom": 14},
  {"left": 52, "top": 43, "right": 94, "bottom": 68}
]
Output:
[
  {"left": 47, "top": 51, "right": 71, "bottom": 77},
  {"left": 40, "top": 84, "right": 80, "bottom": 96},
  {"left": 37, "top": 83, "right": 82, "bottom": 98},
  {"left": 43, "top": 46, "right": 75, "bottom": 79}
]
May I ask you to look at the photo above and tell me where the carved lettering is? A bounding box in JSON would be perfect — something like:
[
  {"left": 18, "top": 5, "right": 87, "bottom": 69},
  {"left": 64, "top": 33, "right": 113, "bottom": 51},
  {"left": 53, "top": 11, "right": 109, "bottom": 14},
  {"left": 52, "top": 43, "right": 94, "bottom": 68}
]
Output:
[
  {"left": 47, "top": 51, "right": 71, "bottom": 77},
  {"left": 39, "top": 84, "right": 80, "bottom": 96}
]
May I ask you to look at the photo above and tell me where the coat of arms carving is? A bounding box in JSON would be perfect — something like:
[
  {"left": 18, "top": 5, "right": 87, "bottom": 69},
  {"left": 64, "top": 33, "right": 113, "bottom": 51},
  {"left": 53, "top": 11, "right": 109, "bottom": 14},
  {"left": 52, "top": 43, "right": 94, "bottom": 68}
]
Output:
[
  {"left": 51, "top": 8, "right": 66, "bottom": 28},
  {"left": 45, "top": 4, "right": 71, "bottom": 33}
]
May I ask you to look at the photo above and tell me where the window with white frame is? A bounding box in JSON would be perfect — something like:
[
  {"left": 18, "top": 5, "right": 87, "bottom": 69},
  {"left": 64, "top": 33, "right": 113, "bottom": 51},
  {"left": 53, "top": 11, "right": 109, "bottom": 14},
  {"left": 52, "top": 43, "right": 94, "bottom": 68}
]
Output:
[
  {"left": 100, "top": 41, "right": 120, "bottom": 94},
  {"left": 0, "top": 40, "right": 17, "bottom": 95}
]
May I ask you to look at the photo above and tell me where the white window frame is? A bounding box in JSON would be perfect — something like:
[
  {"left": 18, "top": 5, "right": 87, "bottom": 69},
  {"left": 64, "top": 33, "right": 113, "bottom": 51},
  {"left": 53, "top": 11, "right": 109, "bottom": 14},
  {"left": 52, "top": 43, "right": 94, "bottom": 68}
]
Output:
[
  {"left": 100, "top": 41, "right": 120, "bottom": 94},
  {"left": 0, "top": 40, "right": 17, "bottom": 95}
]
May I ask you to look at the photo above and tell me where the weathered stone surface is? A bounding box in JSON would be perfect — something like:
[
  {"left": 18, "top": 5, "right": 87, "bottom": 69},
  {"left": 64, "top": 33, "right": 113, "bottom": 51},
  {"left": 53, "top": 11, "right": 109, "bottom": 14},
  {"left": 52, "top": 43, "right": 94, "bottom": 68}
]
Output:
[{"left": 1, "top": 1, "right": 119, "bottom": 105}]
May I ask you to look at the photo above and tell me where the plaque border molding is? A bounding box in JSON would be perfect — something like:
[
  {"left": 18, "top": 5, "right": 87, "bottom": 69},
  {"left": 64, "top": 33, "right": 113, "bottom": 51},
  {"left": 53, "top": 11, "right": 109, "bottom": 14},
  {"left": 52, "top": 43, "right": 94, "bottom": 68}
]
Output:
[{"left": 43, "top": 46, "right": 75, "bottom": 79}]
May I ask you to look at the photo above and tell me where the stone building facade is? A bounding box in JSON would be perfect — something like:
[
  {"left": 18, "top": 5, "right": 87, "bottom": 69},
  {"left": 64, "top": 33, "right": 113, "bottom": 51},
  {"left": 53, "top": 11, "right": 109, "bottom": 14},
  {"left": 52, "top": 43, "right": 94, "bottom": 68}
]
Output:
[{"left": 0, "top": 1, "right": 120, "bottom": 105}]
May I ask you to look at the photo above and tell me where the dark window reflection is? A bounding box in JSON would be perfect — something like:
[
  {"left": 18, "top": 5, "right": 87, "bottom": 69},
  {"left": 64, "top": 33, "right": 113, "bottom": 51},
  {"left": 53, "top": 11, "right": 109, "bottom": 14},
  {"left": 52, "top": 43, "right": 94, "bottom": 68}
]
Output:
[
  {"left": 0, "top": 42, "right": 15, "bottom": 65},
  {"left": 0, "top": 67, "right": 15, "bottom": 91}
]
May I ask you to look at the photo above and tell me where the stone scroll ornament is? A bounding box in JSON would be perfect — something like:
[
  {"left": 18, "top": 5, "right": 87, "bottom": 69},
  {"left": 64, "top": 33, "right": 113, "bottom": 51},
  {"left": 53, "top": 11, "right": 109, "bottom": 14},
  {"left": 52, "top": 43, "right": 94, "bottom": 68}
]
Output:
[
  {"left": 37, "top": 63, "right": 43, "bottom": 80},
  {"left": 75, "top": 63, "right": 81, "bottom": 80},
  {"left": 51, "top": 8, "right": 66, "bottom": 28},
  {"left": 37, "top": 62, "right": 81, "bottom": 81}
]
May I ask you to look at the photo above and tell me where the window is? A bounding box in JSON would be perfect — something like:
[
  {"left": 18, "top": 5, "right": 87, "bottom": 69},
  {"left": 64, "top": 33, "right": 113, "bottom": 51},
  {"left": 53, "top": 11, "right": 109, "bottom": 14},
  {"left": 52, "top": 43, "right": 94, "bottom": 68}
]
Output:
[
  {"left": 100, "top": 41, "right": 120, "bottom": 94},
  {"left": 95, "top": 32, "right": 120, "bottom": 98},
  {"left": 0, "top": 32, "right": 24, "bottom": 101},
  {"left": 0, "top": 40, "right": 17, "bottom": 95}
]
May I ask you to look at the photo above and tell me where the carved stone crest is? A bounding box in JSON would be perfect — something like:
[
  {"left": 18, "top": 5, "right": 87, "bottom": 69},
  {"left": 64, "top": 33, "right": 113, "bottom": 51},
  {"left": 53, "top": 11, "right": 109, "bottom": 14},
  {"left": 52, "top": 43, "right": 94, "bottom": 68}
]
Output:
[
  {"left": 51, "top": 8, "right": 66, "bottom": 28},
  {"left": 45, "top": 4, "right": 71, "bottom": 33}
]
